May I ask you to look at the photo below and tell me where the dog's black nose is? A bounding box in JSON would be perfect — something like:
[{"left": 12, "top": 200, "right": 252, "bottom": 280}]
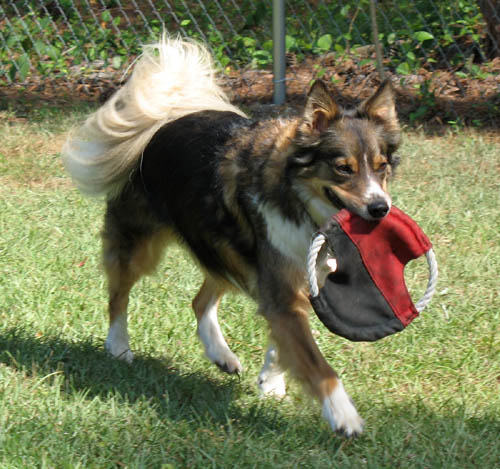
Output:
[{"left": 368, "top": 200, "right": 389, "bottom": 219}]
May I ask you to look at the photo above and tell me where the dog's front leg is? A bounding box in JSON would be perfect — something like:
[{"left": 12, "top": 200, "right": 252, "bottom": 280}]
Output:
[
  {"left": 257, "top": 344, "right": 287, "bottom": 397},
  {"left": 259, "top": 285, "right": 364, "bottom": 437},
  {"left": 192, "top": 276, "right": 242, "bottom": 374}
]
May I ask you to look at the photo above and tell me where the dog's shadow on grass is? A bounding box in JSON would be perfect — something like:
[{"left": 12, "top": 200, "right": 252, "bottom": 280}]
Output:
[
  {"left": 1, "top": 327, "right": 498, "bottom": 458},
  {"left": 0, "top": 327, "right": 297, "bottom": 437}
]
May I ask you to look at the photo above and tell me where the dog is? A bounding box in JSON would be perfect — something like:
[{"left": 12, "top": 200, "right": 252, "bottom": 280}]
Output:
[{"left": 63, "top": 38, "right": 401, "bottom": 437}]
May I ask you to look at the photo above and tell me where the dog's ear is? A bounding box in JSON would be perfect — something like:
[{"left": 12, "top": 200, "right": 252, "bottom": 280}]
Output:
[
  {"left": 360, "top": 80, "right": 399, "bottom": 130},
  {"left": 304, "top": 80, "right": 340, "bottom": 133}
]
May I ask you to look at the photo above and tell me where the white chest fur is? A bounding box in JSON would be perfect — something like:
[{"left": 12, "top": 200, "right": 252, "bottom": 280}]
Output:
[{"left": 257, "top": 203, "right": 314, "bottom": 266}]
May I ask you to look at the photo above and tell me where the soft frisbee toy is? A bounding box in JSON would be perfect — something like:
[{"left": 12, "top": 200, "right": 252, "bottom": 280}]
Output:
[{"left": 308, "top": 206, "right": 438, "bottom": 342}]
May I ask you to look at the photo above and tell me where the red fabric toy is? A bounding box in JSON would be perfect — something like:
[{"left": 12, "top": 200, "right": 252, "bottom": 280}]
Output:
[{"left": 308, "top": 206, "right": 437, "bottom": 342}]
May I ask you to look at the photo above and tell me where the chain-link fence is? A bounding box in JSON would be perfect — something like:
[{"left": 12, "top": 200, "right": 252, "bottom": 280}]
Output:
[{"left": 1, "top": 1, "right": 500, "bottom": 126}]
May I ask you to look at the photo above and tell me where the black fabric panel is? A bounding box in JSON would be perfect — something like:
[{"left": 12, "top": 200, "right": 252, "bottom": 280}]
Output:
[{"left": 310, "top": 222, "right": 404, "bottom": 342}]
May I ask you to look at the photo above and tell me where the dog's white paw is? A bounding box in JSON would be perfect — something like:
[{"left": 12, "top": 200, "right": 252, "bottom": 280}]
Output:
[
  {"left": 200, "top": 325, "right": 242, "bottom": 374},
  {"left": 198, "top": 309, "right": 242, "bottom": 374},
  {"left": 105, "top": 337, "right": 134, "bottom": 364},
  {"left": 257, "top": 370, "right": 286, "bottom": 397},
  {"left": 105, "top": 318, "right": 134, "bottom": 364},
  {"left": 322, "top": 381, "right": 364, "bottom": 437},
  {"left": 257, "top": 346, "right": 286, "bottom": 397},
  {"left": 206, "top": 344, "right": 243, "bottom": 374}
]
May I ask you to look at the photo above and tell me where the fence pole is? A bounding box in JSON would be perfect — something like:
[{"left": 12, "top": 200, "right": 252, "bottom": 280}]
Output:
[
  {"left": 272, "top": 0, "right": 286, "bottom": 104},
  {"left": 369, "top": 0, "right": 385, "bottom": 81}
]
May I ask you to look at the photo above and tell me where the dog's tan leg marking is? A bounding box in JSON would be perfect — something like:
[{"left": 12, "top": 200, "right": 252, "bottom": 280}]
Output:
[
  {"left": 193, "top": 277, "right": 242, "bottom": 374},
  {"left": 257, "top": 345, "right": 286, "bottom": 397},
  {"left": 103, "top": 230, "right": 170, "bottom": 363},
  {"left": 261, "top": 288, "right": 363, "bottom": 436}
]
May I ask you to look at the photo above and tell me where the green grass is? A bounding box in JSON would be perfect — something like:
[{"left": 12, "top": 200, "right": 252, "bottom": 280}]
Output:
[{"left": 0, "top": 106, "right": 499, "bottom": 468}]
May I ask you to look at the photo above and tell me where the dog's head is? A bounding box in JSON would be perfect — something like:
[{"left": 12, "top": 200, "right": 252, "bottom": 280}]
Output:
[{"left": 291, "top": 80, "right": 401, "bottom": 224}]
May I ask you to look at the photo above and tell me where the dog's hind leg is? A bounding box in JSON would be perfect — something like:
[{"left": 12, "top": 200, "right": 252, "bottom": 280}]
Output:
[
  {"left": 103, "top": 252, "right": 136, "bottom": 364},
  {"left": 102, "top": 199, "right": 171, "bottom": 363},
  {"left": 192, "top": 276, "right": 242, "bottom": 374}
]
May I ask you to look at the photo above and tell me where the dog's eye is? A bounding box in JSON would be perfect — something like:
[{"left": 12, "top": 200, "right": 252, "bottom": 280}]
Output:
[
  {"left": 377, "top": 162, "right": 388, "bottom": 172},
  {"left": 335, "top": 164, "right": 354, "bottom": 175}
]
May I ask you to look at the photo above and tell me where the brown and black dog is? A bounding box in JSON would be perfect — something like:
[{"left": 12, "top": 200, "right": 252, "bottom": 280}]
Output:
[{"left": 63, "top": 38, "right": 401, "bottom": 436}]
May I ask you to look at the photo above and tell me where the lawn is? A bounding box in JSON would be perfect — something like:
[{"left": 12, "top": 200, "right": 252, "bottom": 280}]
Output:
[{"left": 0, "top": 104, "right": 499, "bottom": 468}]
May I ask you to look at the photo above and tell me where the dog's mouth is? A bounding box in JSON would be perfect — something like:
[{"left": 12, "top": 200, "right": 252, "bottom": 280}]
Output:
[{"left": 324, "top": 187, "right": 346, "bottom": 210}]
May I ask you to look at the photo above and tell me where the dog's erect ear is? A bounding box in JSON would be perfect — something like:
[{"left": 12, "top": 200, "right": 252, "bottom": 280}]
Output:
[
  {"left": 304, "top": 80, "right": 340, "bottom": 133},
  {"left": 360, "top": 80, "right": 399, "bottom": 130}
]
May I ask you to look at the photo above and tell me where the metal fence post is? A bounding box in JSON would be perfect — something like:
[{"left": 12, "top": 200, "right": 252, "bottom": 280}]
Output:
[
  {"left": 369, "top": 0, "right": 385, "bottom": 81},
  {"left": 273, "top": 0, "right": 286, "bottom": 104}
]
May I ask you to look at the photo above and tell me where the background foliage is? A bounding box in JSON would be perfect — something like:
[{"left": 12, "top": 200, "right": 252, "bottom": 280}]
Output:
[{"left": 0, "top": 1, "right": 495, "bottom": 81}]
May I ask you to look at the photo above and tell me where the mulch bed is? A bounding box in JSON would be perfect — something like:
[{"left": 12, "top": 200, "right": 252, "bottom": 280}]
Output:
[{"left": 2, "top": 54, "right": 500, "bottom": 130}]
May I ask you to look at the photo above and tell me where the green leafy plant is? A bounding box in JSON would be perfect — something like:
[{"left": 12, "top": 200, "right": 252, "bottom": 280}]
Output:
[
  {"left": 409, "top": 79, "right": 437, "bottom": 123},
  {"left": 0, "top": 0, "right": 492, "bottom": 89}
]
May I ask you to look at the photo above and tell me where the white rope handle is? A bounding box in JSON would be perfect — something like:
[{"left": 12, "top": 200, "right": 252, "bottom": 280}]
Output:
[
  {"left": 307, "top": 233, "right": 327, "bottom": 298},
  {"left": 414, "top": 248, "right": 438, "bottom": 312},
  {"left": 307, "top": 233, "right": 438, "bottom": 313}
]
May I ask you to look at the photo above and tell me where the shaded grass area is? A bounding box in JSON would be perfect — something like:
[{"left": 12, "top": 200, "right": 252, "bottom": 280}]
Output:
[{"left": 0, "top": 106, "right": 499, "bottom": 467}]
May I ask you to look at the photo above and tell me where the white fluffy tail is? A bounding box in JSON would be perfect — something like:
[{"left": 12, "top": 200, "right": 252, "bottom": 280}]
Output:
[{"left": 63, "top": 37, "right": 244, "bottom": 197}]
